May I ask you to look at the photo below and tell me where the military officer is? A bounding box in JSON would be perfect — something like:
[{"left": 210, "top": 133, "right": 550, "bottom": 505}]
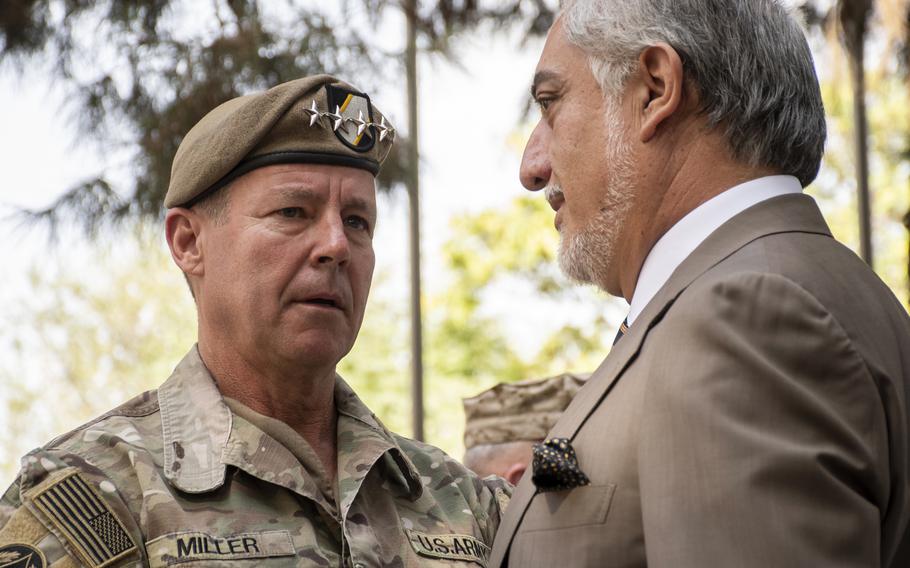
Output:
[
  {"left": 0, "top": 75, "right": 509, "bottom": 568},
  {"left": 462, "top": 374, "right": 587, "bottom": 485}
]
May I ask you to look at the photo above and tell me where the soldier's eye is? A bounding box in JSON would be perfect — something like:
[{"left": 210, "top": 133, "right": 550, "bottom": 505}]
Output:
[
  {"left": 344, "top": 215, "right": 371, "bottom": 233},
  {"left": 277, "top": 207, "right": 303, "bottom": 218}
]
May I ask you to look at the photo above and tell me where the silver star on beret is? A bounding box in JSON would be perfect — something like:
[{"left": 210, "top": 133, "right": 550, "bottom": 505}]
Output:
[
  {"left": 347, "top": 110, "right": 369, "bottom": 136},
  {"left": 303, "top": 100, "right": 322, "bottom": 127},
  {"left": 324, "top": 106, "right": 345, "bottom": 132},
  {"left": 376, "top": 116, "right": 395, "bottom": 142}
]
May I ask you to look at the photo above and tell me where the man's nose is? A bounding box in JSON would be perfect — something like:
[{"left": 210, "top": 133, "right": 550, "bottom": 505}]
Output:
[
  {"left": 519, "top": 121, "right": 552, "bottom": 191},
  {"left": 313, "top": 217, "right": 351, "bottom": 266}
]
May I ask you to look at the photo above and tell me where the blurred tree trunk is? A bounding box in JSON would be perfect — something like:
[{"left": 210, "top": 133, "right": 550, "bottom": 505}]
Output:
[
  {"left": 839, "top": 0, "right": 875, "bottom": 267},
  {"left": 404, "top": 0, "right": 425, "bottom": 442}
]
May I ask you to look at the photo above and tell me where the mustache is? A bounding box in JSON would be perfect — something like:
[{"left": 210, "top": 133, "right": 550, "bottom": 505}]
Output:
[{"left": 544, "top": 184, "right": 563, "bottom": 203}]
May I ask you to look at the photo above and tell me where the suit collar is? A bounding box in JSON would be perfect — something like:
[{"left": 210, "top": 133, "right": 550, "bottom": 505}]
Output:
[
  {"left": 628, "top": 175, "right": 803, "bottom": 324},
  {"left": 560, "top": 193, "right": 830, "bottom": 440},
  {"left": 489, "top": 193, "right": 831, "bottom": 567}
]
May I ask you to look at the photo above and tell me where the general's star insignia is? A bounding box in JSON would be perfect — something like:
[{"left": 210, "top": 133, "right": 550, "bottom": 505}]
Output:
[
  {"left": 376, "top": 116, "right": 394, "bottom": 142},
  {"left": 348, "top": 110, "right": 368, "bottom": 136},
  {"left": 303, "top": 100, "right": 321, "bottom": 127},
  {"left": 326, "top": 105, "right": 345, "bottom": 132}
]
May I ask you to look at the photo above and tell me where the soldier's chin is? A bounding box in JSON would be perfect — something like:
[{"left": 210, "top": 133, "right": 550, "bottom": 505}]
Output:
[{"left": 277, "top": 334, "right": 351, "bottom": 369}]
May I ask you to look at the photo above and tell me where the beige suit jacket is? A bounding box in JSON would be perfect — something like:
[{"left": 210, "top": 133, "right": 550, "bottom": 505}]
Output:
[{"left": 489, "top": 194, "right": 910, "bottom": 567}]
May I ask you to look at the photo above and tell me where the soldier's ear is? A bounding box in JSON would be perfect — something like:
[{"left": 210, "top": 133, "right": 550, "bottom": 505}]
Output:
[{"left": 165, "top": 208, "right": 206, "bottom": 279}]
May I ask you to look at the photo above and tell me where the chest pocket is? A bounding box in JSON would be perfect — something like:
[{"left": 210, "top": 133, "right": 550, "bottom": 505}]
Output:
[
  {"left": 145, "top": 530, "right": 297, "bottom": 566},
  {"left": 520, "top": 484, "right": 616, "bottom": 532}
]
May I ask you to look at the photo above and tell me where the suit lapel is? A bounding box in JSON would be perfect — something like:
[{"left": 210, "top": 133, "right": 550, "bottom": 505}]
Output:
[
  {"left": 555, "top": 194, "right": 832, "bottom": 442},
  {"left": 489, "top": 193, "right": 831, "bottom": 567}
]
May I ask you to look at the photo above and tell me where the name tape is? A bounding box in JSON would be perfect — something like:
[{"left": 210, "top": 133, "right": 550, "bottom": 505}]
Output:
[
  {"left": 146, "top": 530, "right": 295, "bottom": 566},
  {"left": 406, "top": 529, "right": 489, "bottom": 566}
]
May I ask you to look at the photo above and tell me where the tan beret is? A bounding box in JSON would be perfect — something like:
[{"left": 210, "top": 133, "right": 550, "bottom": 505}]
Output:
[
  {"left": 165, "top": 74, "right": 395, "bottom": 208},
  {"left": 463, "top": 373, "right": 589, "bottom": 449}
]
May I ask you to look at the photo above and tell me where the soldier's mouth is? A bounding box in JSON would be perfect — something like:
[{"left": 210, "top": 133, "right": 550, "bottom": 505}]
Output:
[{"left": 296, "top": 294, "right": 345, "bottom": 311}]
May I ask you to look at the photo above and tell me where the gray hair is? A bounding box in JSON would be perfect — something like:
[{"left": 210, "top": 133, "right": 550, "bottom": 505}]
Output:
[{"left": 560, "top": 0, "right": 826, "bottom": 187}]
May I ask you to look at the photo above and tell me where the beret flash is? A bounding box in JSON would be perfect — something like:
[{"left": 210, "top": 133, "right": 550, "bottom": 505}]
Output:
[{"left": 164, "top": 74, "right": 395, "bottom": 208}]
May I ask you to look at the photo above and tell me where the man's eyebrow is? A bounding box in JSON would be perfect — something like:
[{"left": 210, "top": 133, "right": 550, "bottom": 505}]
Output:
[
  {"left": 344, "top": 196, "right": 376, "bottom": 217},
  {"left": 531, "top": 70, "right": 563, "bottom": 98},
  {"left": 275, "top": 185, "right": 374, "bottom": 216},
  {"left": 278, "top": 186, "right": 318, "bottom": 201}
]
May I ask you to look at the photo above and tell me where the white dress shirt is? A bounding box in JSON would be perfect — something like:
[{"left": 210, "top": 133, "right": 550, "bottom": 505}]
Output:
[{"left": 626, "top": 175, "right": 803, "bottom": 325}]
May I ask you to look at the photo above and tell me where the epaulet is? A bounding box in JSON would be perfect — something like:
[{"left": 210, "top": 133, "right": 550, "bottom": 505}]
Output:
[{"left": 44, "top": 390, "right": 159, "bottom": 451}]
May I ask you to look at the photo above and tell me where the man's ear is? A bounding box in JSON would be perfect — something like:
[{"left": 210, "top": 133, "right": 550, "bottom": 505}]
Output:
[
  {"left": 633, "top": 42, "right": 686, "bottom": 143},
  {"left": 505, "top": 462, "right": 528, "bottom": 486},
  {"left": 165, "top": 208, "right": 206, "bottom": 279}
]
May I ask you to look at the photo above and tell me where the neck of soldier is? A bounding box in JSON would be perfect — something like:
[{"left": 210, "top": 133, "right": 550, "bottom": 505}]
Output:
[{"left": 198, "top": 338, "right": 339, "bottom": 481}]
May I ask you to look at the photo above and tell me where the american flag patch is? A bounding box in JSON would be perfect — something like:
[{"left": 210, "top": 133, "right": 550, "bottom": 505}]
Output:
[{"left": 30, "top": 471, "right": 135, "bottom": 568}]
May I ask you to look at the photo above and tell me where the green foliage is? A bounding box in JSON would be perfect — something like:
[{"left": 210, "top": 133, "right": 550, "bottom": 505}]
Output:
[
  {"left": 444, "top": 196, "right": 559, "bottom": 295},
  {"left": 337, "top": 275, "right": 411, "bottom": 437},
  {"left": 0, "top": 228, "right": 196, "bottom": 480},
  {"left": 814, "top": 57, "right": 910, "bottom": 306}
]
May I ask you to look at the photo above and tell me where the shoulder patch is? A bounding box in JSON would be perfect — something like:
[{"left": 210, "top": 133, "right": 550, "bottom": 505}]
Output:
[
  {"left": 26, "top": 471, "right": 135, "bottom": 568},
  {"left": 406, "top": 529, "right": 489, "bottom": 566},
  {"left": 0, "top": 543, "right": 45, "bottom": 568}
]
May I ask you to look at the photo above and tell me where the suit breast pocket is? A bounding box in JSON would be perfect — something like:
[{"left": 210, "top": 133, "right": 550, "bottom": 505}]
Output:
[
  {"left": 509, "top": 485, "right": 619, "bottom": 567},
  {"left": 520, "top": 484, "right": 616, "bottom": 532}
]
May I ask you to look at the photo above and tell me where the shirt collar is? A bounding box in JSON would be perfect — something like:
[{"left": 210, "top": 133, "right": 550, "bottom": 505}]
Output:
[
  {"left": 159, "top": 345, "right": 232, "bottom": 493},
  {"left": 627, "top": 175, "right": 803, "bottom": 325},
  {"left": 159, "top": 346, "right": 422, "bottom": 500},
  {"left": 334, "top": 378, "right": 425, "bottom": 507}
]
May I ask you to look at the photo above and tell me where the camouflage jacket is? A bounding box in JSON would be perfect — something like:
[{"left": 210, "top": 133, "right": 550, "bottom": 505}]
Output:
[{"left": 0, "top": 347, "right": 511, "bottom": 567}]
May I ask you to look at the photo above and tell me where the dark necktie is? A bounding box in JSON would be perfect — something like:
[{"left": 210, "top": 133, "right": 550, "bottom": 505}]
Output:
[
  {"left": 531, "top": 438, "right": 590, "bottom": 492},
  {"left": 613, "top": 318, "right": 630, "bottom": 346}
]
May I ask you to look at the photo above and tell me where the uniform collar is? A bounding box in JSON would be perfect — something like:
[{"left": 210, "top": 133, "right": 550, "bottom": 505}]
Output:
[
  {"left": 158, "top": 346, "right": 422, "bottom": 502},
  {"left": 159, "top": 346, "right": 232, "bottom": 493}
]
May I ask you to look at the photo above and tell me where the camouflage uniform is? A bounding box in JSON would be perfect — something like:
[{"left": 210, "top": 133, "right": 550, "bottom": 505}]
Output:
[
  {"left": 463, "top": 374, "right": 589, "bottom": 449},
  {"left": 0, "top": 347, "right": 510, "bottom": 567}
]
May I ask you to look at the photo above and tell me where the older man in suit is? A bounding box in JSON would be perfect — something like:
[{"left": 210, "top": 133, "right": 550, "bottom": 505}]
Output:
[{"left": 489, "top": 1, "right": 910, "bottom": 567}]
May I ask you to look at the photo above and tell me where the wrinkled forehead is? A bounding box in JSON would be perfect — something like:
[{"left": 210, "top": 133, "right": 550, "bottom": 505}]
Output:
[{"left": 231, "top": 163, "right": 377, "bottom": 208}]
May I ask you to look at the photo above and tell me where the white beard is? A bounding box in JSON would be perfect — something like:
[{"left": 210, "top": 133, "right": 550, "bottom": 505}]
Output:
[{"left": 557, "top": 98, "right": 637, "bottom": 292}]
